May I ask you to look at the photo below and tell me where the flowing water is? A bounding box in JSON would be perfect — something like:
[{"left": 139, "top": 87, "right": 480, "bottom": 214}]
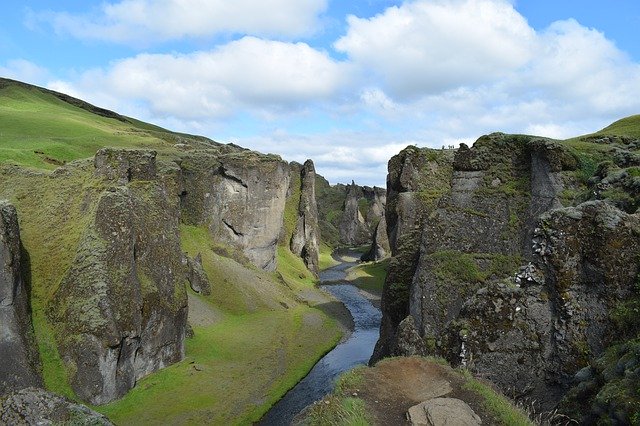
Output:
[{"left": 258, "top": 256, "right": 382, "bottom": 425}]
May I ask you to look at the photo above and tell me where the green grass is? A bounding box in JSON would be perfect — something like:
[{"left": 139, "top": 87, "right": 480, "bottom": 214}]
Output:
[
  {"left": 461, "top": 371, "right": 534, "bottom": 426},
  {"left": 0, "top": 78, "right": 207, "bottom": 170},
  {"left": 596, "top": 114, "right": 640, "bottom": 138},
  {"left": 345, "top": 259, "right": 389, "bottom": 296},
  {"left": 304, "top": 366, "right": 371, "bottom": 426},
  {"left": 319, "top": 243, "right": 340, "bottom": 270},
  {"left": 97, "top": 305, "right": 341, "bottom": 425}
]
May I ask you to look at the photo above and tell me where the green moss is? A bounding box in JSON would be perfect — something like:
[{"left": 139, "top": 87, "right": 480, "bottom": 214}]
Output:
[{"left": 429, "top": 251, "right": 522, "bottom": 284}]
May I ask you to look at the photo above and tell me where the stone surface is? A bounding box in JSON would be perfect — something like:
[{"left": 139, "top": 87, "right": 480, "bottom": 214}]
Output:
[
  {"left": 0, "top": 387, "right": 112, "bottom": 425},
  {"left": 94, "top": 148, "right": 157, "bottom": 184},
  {"left": 375, "top": 134, "right": 640, "bottom": 412},
  {"left": 0, "top": 201, "right": 42, "bottom": 395},
  {"left": 49, "top": 152, "right": 188, "bottom": 405},
  {"left": 407, "top": 398, "right": 482, "bottom": 426},
  {"left": 179, "top": 149, "right": 289, "bottom": 271},
  {"left": 185, "top": 253, "right": 211, "bottom": 295},
  {"left": 361, "top": 214, "right": 391, "bottom": 262},
  {"left": 289, "top": 160, "right": 320, "bottom": 277}
]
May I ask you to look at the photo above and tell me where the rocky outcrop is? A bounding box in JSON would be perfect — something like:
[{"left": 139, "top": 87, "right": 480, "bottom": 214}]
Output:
[
  {"left": 361, "top": 215, "right": 390, "bottom": 262},
  {"left": 179, "top": 149, "right": 289, "bottom": 271},
  {"left": 0, "top": 201, "right": 42, "bottom": 395},
  {"left": 289, "top": 160, "right": 320, "bottom": 277},
  {"left": 0, "top": 387, "right": 112, "bottom": 425},
  {"left": 49, "top": 152, "right": 188, "bottom": 405},
  {"left": 185, "top": 254, "right": 211, "bottom": 295},
  {"left": 338, "top": 183, "right": 386, "bottom": 247},
  {"left": 445, "top": 201, "right": 640, "bottom": 409},
  {"left": 375, "top": 134, "right": 640, "bottom": 413}
]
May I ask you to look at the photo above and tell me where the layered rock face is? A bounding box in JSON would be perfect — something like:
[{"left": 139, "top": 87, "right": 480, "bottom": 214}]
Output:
[
  {"left": 50, "top": 149, "right": 188, "bottom": 404},
  {"left": 0, "top": 201, "right": 42, "bottom": 395},
  {"left": 289, "top": 160, "right": 320, "bottom": 277},
  {"left": 373, "top": 134, "right": 640, "bottom": 411},
  {"left": 179, "top": 148, "right": 289, "bottom": 271}
]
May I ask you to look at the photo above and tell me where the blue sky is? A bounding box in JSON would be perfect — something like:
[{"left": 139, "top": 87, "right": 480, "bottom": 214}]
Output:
[{"left": 2, "top": 0, "right": 640, "bottom": 186}]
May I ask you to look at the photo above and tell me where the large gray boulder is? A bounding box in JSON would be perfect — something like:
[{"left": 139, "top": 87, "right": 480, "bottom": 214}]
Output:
[{"left": 0, "top": 201, "right": 42, "bottom": 395}]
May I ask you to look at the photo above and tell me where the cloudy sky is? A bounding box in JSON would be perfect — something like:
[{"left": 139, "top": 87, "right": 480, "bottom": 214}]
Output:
[{"left": 2, "top": 0, "right": 640, "bottom": 186}]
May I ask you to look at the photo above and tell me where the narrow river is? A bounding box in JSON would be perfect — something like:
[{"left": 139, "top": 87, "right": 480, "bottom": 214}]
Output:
[{"left": 258, "top": 255, "right": 382, "bottom": 425}]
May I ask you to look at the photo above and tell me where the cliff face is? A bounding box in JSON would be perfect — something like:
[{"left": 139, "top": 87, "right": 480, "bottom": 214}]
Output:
[
  {"left": 374, "top": 134, "right": 640, "bottom": 416},
  {"left": 179, "top": 147, "right": 290, "bottom": 271},
  {"left": 0, "top": 202, "right": 42, "bottom": 395},
  {"left": 289, "top": 160, "right": 320, "bottom": 277},
  {"left": 49, "top": 149, "right": 188, "bottom": 404}
]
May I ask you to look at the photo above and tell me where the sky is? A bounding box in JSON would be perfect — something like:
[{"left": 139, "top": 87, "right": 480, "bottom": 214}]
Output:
[{"left": 1, "top": 1, "right": 640, "bottom": 186}]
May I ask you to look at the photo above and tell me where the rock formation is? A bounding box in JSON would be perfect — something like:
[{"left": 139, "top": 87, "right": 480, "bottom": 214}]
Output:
[
  {"left": 179, "top": 148, "right": 289, "bottom": 271},
  {"left": 338, "top": 182, "right": 386, "bottom": 247},
  {"left": 50, "top": 151, "right": 188, "bottom": 404},
  {"left": 374, "top": 133, "right": 640, "bottom": 417},
  {"left": 289, "top": 160, "right": 320, "bottom": 277},
  {"left": 0, "top": 201, "right": 42, "bottom": 395},
  {"left": 0, "top": 387, "right": 112, "bottom": 425},
  {"left": 361, "top": 215, "right": 390, "bottom": 262}
]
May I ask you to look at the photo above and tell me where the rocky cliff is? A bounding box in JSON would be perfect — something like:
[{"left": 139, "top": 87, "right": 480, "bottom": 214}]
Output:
[
  {"left": 0, "top": 201, "right": 42, "bottom": 394},
  {"left": 374, "top": 132, "right": 640, "bottom": 420},
  {"left": 47, "top": 149, "right": 188, "bottom": 404},
  {"left": 179, "top": 146, "right": 290, "bottom": 271},
  {"left": 289, "top": 160, "right": 320, "bottom": 277},
  {"left": 0, "top": 142, "right": 313, "bottom": 407}
]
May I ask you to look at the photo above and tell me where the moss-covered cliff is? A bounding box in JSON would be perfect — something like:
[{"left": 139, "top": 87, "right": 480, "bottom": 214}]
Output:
[{"left": 374, "top": 122, "right": 640, "bottom": 422}]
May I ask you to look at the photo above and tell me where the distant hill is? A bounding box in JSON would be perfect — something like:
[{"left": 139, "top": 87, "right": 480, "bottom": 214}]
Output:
[
  {"left": 596, "top": 114, "right": 640, "bottom": 138},
  {"left": 0, "top": 77, "right": 218, "bottom": 169}
]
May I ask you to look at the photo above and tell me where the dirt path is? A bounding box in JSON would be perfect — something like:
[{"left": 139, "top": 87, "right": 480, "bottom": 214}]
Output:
[{"left": 342, "top": 357, "right": 509, "bottom": 425}]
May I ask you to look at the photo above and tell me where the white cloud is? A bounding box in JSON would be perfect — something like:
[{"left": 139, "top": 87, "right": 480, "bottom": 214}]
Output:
[
  {"left": 335, "top": 0, "right": 535, "bottom": 98},
  {"left": 35, "top": 0, "right": 328, "bottom": 43},
  {"left": 51, "top": 37, "right": 352, "bottom": 120},
  {"left": 0, "top": 59, "right": 49, "bottom": 85}
]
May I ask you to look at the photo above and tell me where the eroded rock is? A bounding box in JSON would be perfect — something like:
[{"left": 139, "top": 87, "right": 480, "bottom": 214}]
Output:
[
  {"left": 289, "top": 160, "right": 320, "bottom": 277},
  {"left": 0, "top": 387, "right": 112, "bottom": 425},
  {"left": 0, "top": 201, "right": 41, "bottom": 395}
]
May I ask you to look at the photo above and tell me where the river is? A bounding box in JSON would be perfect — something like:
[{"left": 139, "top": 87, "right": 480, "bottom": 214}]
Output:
[{"left": 258, "top": 255, "right": 382, "bottom": 425}]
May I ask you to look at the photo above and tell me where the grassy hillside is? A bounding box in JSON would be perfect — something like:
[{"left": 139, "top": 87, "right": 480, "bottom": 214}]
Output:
[
  {"left": 0, "top": 77, "right": 216, "bottom": 169},
  {"left": 596, "top": 114, "right": 640, "bottom": 138}
]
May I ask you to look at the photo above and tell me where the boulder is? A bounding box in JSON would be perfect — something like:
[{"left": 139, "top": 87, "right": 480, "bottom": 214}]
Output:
[
  {"left": 407, "top": 398, "right": 482, "bottom": 426},
  {"left": 0, "top": 387, "right": 112, "bottom": 425}
]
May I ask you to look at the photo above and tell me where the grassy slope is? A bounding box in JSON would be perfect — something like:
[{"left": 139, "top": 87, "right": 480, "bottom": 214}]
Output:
[
  {"left": 596, "top": 114, "right": 640, "bottom": 138},
  {"left": 0, "top": 78, "right": 210, "bottom": 169},
  {"left": 0, "top": 79, "right": 342, "bottom": 423}
]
